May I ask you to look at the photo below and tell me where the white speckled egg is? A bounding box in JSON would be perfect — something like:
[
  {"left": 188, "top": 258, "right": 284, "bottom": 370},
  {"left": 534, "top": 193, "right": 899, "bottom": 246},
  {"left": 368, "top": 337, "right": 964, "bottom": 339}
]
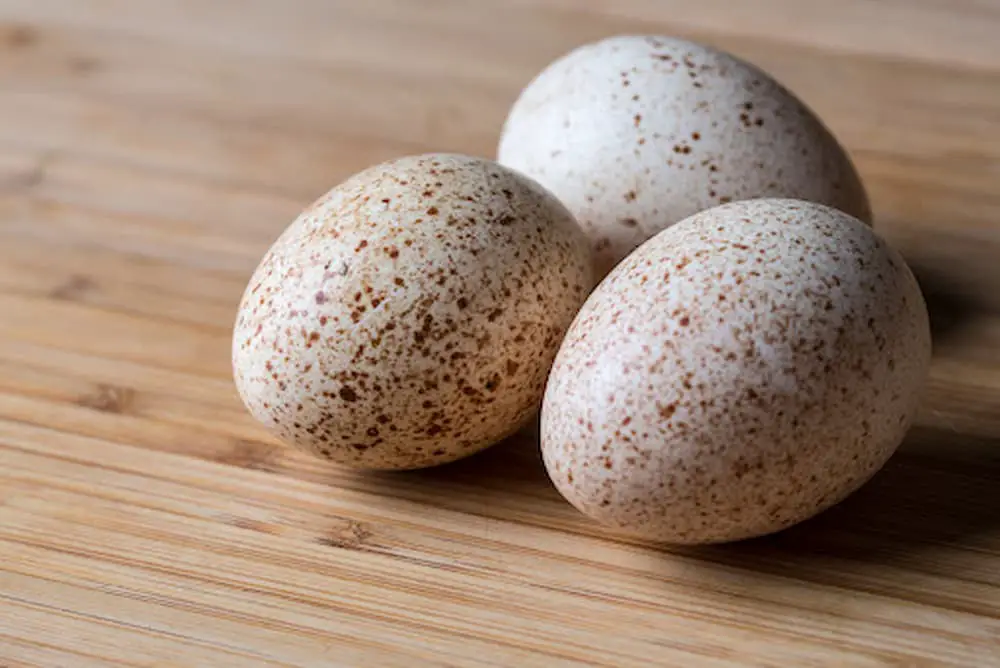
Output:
[
  {"left": 233, "top": 154, "right": 593, "bottom": 470},
  {"left": 541, "top": 199, "right": 930, "bottom": 544},
  {"left": 498, "top": 35, "right": 871, "bottom": 276}
]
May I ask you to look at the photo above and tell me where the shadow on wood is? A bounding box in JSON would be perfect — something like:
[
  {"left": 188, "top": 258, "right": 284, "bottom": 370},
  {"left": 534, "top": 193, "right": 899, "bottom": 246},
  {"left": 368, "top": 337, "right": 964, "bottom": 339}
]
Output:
[
  {"left": 342, "top": 418, "right": 593, "bottom": 530},
  {"left": 373, "top": 415, "right": 1000, "bottom": 571},
  {"left": 399, "top": 418, "right": 563, "bottom": 503},
  {"left": 907, "top": 258, "right": 979, "bottom": 346},
  {"left": 686, "top": 425, "right": 1000, "bottom": 601}
]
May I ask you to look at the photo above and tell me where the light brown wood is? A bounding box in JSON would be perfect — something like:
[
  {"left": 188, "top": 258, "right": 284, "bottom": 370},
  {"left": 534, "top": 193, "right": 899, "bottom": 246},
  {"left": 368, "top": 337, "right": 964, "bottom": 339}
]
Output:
[{"left": 1, "top": 1, "right": 999, "bottom": 665}]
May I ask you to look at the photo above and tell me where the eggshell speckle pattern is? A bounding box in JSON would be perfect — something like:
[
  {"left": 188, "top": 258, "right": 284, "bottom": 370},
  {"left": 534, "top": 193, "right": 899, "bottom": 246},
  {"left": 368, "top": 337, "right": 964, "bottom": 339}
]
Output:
[
  {"left": 234, "top": 154, "right": 593, "bottom": 470},
  {"left": 541, "top": 199, "right": 930, "bottom": 544},
  {"left": 498, "top": 35, "right": 871, "bottom": 276}
]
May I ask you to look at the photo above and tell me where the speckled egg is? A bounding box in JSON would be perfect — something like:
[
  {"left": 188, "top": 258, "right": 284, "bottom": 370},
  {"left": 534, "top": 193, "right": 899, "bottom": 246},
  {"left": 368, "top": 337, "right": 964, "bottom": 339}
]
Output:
[
  {"left": 233, "top": 153, "right": 593, "bottom": 470},
  {"left": 498, "top": 35, "right": 871, "bottom": 276},
  {"left": 541, "top": 199, "right": 930, "bottom": 544}
]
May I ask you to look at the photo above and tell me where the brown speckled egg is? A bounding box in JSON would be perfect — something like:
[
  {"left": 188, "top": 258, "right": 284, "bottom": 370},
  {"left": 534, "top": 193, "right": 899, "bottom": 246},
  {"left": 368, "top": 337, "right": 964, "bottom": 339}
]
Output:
[
  {"left": 498, "top": 35, "right": 871, "bottom": 277},
  {"left": 541, "top": 199, "right": 930, "bottom": 544},
  {"left": 233, "top": 153, "right": 593, "bottom": 470}
]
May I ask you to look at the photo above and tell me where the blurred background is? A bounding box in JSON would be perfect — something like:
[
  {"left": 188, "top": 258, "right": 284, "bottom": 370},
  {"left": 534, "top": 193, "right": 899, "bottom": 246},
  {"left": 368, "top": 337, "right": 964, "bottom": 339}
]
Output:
[
  {"left": 2, "top": 1, "right": 997, "bottom": 296},
  {"left": 1, "top": 1, "right": 998, "bottom": 665}
]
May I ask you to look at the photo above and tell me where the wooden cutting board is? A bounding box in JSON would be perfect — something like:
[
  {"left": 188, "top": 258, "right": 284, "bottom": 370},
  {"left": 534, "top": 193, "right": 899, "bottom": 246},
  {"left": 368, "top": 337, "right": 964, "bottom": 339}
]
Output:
[{"left": 1, "top": 1, "right": 998, "bottom": 665}]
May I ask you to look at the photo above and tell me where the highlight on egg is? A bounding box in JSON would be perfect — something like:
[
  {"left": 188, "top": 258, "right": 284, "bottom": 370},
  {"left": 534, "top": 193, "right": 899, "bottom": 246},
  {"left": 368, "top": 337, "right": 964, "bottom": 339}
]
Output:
[
  {"left": 233, "top": 153, "right": 594, "bottom": 470},
  {"left": 498, "top": 35, "right": 871, "bottom": 277},
  {"left": 540, "top": 199, "right": 931, "bottom": 544}
]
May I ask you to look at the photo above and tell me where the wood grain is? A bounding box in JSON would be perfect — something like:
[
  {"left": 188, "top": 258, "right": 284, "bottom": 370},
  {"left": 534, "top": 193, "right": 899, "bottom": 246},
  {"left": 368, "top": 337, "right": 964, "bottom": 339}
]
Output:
[{"left": 0, "top": 1, "right": 999, "bottom": 665}]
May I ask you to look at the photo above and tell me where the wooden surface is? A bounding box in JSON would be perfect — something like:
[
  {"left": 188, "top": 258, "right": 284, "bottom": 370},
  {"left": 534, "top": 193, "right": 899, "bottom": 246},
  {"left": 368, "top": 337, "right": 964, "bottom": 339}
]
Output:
[{"left": 0, "top": 1, "right": 999, "bottom": 665}]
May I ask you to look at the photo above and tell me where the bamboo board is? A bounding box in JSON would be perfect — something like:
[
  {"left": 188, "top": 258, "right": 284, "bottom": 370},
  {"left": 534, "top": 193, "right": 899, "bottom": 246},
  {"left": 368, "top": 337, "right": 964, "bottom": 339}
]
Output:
[{"left": 0, "top": 1, "right": 999, "bottom": 665}]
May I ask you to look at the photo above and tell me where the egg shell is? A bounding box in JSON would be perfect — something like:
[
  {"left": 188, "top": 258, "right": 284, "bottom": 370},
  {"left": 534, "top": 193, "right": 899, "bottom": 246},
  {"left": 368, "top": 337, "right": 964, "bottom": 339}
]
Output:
[
  {"left": 233, "top": 153, "right": 593, "bottom": 470},
  {"left": 541, "top": 198, "right": 930, "bottom": 544},
  {"left": 498, "top": 35, "right": 871, "bottom": 277}
]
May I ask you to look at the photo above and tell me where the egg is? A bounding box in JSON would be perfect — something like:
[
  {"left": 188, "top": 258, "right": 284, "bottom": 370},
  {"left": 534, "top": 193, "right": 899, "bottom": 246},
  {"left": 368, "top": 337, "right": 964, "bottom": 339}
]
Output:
[
  {"left": 233, "top": 153, "right": 593, "bottom": 470},
  {"left": 541, "top": 199, "right": 930, "bottom": 544},
  {"left": 498, "top": 35, "right": 871, "bottom": 277}
]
